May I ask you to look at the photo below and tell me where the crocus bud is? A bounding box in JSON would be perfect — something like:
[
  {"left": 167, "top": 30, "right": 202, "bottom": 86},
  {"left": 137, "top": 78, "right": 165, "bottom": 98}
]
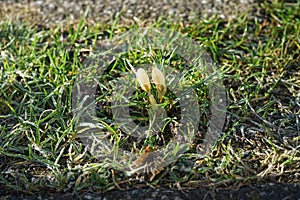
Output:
[
  {"left": 148, "top": 93, "right": 157, "bottom": 106},
  {"left": 136, "top": 68, "right": 151, "bottom": 93},
  {"left": 152, "top": 67, "right": 166, "bottom": 101}
]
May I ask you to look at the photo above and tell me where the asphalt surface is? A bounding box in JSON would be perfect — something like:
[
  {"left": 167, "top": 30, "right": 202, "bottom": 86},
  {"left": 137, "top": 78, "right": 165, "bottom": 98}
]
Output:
[{"left": 2, "top": 183, "right": 300, "bottom": 200}]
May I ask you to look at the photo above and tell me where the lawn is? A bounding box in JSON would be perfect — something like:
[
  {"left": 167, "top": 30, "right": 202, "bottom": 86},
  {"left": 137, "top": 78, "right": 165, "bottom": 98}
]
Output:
[{"left": 0, "top": 1, "right": 299, "bottom": 196}]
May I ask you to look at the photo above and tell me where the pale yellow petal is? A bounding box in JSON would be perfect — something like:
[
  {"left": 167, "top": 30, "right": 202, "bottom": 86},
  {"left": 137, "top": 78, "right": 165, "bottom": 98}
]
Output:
[
  {"left": 152, "top": 67, "right": 165, "bottom": 87},
  {"left": 152, "top": 67, "right": 166, "bottom": 101},
  {"left": 136, "top": 68, "right": 151, "bottom": 92}
]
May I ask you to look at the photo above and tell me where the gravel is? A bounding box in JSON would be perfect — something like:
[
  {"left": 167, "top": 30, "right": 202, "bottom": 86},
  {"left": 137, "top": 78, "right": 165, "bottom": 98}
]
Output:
[{"left": 1, "top": 0, "right": 255, "bottom": 26}]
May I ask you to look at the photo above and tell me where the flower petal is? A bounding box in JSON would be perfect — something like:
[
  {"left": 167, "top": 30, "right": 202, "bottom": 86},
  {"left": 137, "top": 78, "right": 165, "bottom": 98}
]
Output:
[
  {"left": 152, "top": 67, "right": 165, "bottom": 87},
  {"left": 136, "top": 68, "right": 151, "bottom": 92},
  {"left": 152, "top": 67, "right": 166, "bottom": 101}
]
